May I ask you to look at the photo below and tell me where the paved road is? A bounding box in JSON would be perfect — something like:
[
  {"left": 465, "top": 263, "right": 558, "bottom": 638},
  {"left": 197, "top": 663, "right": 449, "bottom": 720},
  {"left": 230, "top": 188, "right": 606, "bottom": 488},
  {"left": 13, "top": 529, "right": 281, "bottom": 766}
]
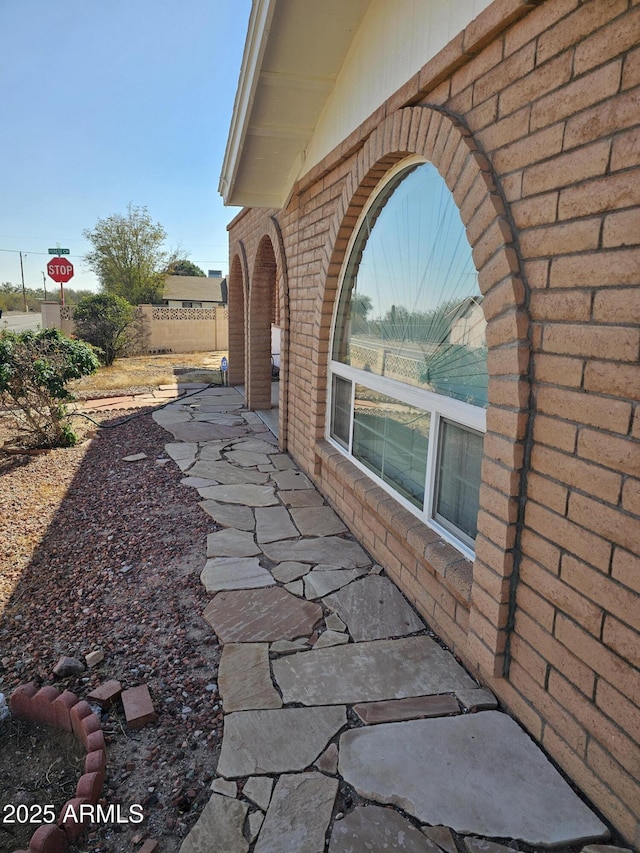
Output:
[{"left": 1, "top": 311, "right": 42, "bottom": 332}]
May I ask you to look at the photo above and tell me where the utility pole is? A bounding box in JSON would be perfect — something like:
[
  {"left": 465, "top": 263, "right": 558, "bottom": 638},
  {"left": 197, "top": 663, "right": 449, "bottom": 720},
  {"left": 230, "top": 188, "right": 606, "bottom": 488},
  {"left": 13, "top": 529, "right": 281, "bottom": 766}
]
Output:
[
  {"left": 19, "top": 252, "right": 27, "bottom": 312},
  {"left": 42, "top": 271, "right": 47, "bottom": 301}
]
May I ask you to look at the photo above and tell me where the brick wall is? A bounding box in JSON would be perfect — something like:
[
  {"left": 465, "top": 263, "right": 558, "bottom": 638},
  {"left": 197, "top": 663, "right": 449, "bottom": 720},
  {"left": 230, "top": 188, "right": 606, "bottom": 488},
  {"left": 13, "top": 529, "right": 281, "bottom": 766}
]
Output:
[{"left": 227, "top": 0, "right": 640, "bottom": 842}]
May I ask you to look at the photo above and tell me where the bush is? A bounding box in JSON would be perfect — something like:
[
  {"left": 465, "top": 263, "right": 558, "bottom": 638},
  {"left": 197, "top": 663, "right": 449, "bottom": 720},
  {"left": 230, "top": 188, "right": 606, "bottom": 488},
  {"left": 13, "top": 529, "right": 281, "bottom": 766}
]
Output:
[
  {"left": 73, "top": 293, "right": 134, "bottom": 366},
  {"left": 0, "top": 328, "right": 99, "bottom": 448}
]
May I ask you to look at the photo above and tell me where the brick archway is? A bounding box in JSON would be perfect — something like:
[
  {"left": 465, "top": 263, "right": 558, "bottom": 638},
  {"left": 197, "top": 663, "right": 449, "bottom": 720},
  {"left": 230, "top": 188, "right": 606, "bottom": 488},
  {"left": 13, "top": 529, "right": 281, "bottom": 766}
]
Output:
[
  {"left": 317, "top": 105, "right": 531, "bottom": 678},
  {"left": 228, "top": 245, "right": 248, "bottom": 387}
]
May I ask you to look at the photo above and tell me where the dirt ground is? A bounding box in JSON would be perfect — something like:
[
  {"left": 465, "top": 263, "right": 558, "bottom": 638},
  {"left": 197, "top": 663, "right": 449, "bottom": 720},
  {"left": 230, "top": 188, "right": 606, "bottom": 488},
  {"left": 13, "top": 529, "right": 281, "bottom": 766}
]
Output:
[{"left": 0, "top": 392, "right": 225, "bottom": 852}]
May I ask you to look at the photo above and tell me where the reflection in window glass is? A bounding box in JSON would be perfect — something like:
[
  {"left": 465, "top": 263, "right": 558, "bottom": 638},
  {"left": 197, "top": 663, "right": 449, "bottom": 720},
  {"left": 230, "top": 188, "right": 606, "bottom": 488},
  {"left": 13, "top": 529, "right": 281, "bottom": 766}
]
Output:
[
  {"left": 332, "top": 162, "right": 487, "bottom": 408},
  {"left": 330, "top": 375, "right": 352, "bottom": 448},
  {"left": 435, "top": 421, "right": 484, "bottom": 542},
  {"left": 352, "top": 385, "right": 430, "bottom": 508}
]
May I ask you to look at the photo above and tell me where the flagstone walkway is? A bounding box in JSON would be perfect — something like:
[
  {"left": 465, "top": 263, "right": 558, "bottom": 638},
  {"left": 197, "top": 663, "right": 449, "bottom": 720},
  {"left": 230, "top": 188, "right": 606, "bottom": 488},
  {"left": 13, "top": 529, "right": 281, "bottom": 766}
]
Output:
[{"left": 147, "top": 385, "right": 610, "bottom": 852}]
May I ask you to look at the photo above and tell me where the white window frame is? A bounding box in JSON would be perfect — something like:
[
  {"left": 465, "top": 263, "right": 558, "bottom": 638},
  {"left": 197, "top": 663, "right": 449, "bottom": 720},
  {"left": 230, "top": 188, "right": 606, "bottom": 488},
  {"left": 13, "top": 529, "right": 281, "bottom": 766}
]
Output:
[{"left": 326, "top": 157, "right": 486, "bottom": 562}]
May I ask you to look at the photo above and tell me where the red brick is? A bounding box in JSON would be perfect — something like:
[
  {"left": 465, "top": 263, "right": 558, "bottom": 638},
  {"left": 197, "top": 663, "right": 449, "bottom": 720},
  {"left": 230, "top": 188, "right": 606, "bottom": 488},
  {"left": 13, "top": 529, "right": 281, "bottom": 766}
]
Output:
[
  {"left": 522, "top": 556, "right": 603, "bottom": 635},
  {"left": 536, "top": 385, "right": 632, "bottom": 433},
  {"left": 58, "top": 797, "right": 91, "bottom": 843},
  {"left": 565, "top": 87, "right": 640, "bottom": 151},
  {"left": 28, "top": 824, "right": 69, "bottom": 853},
  {"left": 584, "top": 361, "right": 640, "bottom": 400},
  {"left": 75, "top": 771, "right": 103, "bottom": 804},
  {"left": 69, "top": 700, "right": 92, "bottom": 740},
  {"left": 522, "top": 219, "right": 600, "bottom": 258},
  {"left": 501, "top": 51, "right": 573, "bottom": 117},
  {"left": 543, "top": 322, "right": 639, "bottom": 363},
  {"left": 139, "top": 841, "right": 159, "bottom": 853},
  {"left": 51, "top": 691, "right": 79, "bottom": 733},
  {"left": 31, "top": 686, "right": 61, "bottom": 726},
  {"left": 515, "top": 580, "right": 555, "bottom": 633},
  {"left": 492, "top": 123, "right": 564, "bottom": 174},
  {"left": 78, "top": 712, "right": 101, "bottom": 749},
  {"left": 87, "top": 679, "right": 122, "bottom": 709},
  {"left": 512, "top": 192, "right": 558, "bottom": 229},
  {"left": 85, "top": 729, "right": 106, "bottom": 755},
  {"left": 84, "top": 749, "right": 106, "bottom": 776},
  {"left": 504, "top": 0, "right": 577, "bottom": 56},
  {"left": 622, "top": 478, "right": 640, "bottom": 516},
  {"left": 9, "top": 682, "right": 38, "bottom": 718},
  {"left": 121, "top": 685, "right": 157, "bottom": 730},
  {"left": 473, "top": 42, "right": 536, "bottom": 107}
]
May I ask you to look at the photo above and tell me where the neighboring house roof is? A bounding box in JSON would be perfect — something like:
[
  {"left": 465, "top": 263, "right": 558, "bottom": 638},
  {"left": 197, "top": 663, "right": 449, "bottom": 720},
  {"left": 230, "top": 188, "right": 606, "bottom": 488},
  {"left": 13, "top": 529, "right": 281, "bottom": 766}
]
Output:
[{"left": 163, "top": 275, "right": 227, "bottom": 304}]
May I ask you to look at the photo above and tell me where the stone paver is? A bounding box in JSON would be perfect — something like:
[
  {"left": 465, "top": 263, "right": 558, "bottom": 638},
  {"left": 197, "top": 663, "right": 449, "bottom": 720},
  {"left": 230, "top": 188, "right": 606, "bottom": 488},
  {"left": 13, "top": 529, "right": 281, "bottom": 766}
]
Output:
[
  {"left": 338, "top": 713, "right": 609, "bottom": 846},
  {"left": 328, "top": 805, "right": 440, "bottom": 853},
  {"left": 168, "top": 422, "right": 248, "bottom": 442},
  {"left": 197, "top": 484, "right": 279, "bottom": 506},
  {"left": 200, "top": 558, "right": 275, "bottom": 593},
  {"left": 273, "top": 636, "right": 476, "bottom": 705},
  {"left": 203, "top": 587, "right": 323, "bottom": 643},
  {"left": 191, "top": 460, "right": 268, "bottom": 485},
  {"left": 270, "top": 639, "right": 309, "bottom": 654},
  {"left": 323, "top": 575, "right": 425, "bottom": 641},
  {"left": 271, "top": 470, "right": 314, "bottom": 490},
  {"left": 255, "top": 506, "right": 299, "bottom": 543},
  {"left": 314, "top": 742, "right": 338, "bottom": 774},
  {"left": 325, "top": 612, "right": 346, "bottom": 632},
  {"left": 353, "top": 694, "right": 460, "bottom": 725},
  {"left": 279, "top": 489, "right": 325, "bottom": 507},
  {"left": 243, "top": 776, "right": 274, "bottom": 810},
  {"left": 225, "top": 449, "right": 271, "bottom": 467},
  {"left": 179, "top": 793, "right": 248, "bottom": 853},
  {"left": 313, "top": 630, "right": 350, "bottom": 649},
  {"left": 284, "top": 579, "right": 305, "bottom": 596},
  {"left": 211, "top": 777, "right": 237, "bottom": 797},
  {"left": 290, "top": 506, "right": 347, "bottom": 536},
  {"left": 199, "top": 501, "right": 255, "bottom": 531},
  {"left": 421, "top": 826, "right": 457, "bottom": 853},
  {"left": 217, "top": 706, "right": 346, "bottom": 777},
  {"left": 262, "top": 536, "right": 370, "bottom": 568},
  {"left": 455, "top": 686, "right": 499, "bottom": 711},
  {"left": 206, "top": 529, "right": 261, "bottom": 558},
  {"left": 270, "top": 561, "right": 310, "bottom": 583},
  {"left": 304, "top": 568, "right": 367, "bottom": 599},
  {"left": 164, "top": 442, "right": 198, "bottom": 463},
  {"left": 232, "top": 438, "right": 279, "bottom": 454},
  {"left": 218, "top": 644, "right": 282, "bottom": 711},
  {"left": 254, "top": 772, "right": 339, "bottom": 853}
]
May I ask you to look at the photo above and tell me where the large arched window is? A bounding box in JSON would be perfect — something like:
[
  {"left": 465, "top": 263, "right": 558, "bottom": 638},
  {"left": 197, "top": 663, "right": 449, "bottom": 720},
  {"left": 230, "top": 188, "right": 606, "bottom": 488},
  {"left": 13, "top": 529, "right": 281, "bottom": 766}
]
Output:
[{"left": 329, "top": 160, "right": 487, "bottom": 556}]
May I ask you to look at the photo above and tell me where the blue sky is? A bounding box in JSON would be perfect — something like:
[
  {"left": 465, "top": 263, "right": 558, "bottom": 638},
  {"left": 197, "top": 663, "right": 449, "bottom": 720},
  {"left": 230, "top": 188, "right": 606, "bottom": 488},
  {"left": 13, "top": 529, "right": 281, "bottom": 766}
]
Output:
[{"left": 0, "top": 0, "right": 252, "bottom": 294}]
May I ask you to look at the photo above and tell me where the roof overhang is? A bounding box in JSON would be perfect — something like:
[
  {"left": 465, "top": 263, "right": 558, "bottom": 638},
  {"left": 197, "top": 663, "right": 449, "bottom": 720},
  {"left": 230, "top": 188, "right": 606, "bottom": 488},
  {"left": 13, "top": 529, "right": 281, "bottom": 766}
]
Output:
[{"left": 219, "top": 0, "right": 371, "bottom": 209}]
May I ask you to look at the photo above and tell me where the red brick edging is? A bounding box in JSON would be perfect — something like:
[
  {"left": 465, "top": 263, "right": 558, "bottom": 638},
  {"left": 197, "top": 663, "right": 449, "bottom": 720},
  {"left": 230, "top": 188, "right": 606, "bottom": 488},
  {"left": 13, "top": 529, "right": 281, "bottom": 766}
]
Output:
[{"left": 8, "top": 684, "right": 107, "bottom": 853}]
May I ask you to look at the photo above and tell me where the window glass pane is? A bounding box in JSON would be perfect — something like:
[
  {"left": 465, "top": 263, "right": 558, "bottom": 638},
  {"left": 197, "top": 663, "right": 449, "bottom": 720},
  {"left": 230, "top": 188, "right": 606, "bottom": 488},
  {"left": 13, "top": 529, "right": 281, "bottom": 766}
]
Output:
[
  {"left": 330, "top": 375, "right": 352, "bottom": 448},
  {"left": 332, "top": 163, "right": 487, "bottom": 408},
  {"left": 352, "top": 385, "right": 430, "bottom": 508},
  {"left": 435, "top": 420, "right": 483, "bottom": 541}
]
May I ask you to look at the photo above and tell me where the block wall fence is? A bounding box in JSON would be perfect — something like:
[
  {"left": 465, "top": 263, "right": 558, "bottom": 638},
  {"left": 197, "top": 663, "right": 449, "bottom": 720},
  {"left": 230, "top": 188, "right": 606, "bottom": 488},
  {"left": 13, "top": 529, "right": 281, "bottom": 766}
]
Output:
[{"left": 227, "top": 0, "right": 640, "bottom": 844}]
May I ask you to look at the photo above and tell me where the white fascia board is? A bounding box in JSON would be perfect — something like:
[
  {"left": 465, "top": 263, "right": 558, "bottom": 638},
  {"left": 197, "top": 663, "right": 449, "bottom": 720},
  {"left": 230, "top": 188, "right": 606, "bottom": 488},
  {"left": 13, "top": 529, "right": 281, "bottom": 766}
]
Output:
[{"left": 219, "top": 0, "right": 277, "bottom": 205}]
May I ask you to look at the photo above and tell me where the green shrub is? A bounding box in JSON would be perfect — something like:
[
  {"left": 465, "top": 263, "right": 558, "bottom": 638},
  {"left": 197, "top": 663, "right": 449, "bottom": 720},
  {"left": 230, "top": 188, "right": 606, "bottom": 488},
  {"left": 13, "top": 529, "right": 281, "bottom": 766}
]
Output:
[
  {"left": 73, "top": 293, "right": 135, "bottom": 366},
  {"left": 0, "top": 328, "right": 99, "bottom": 448}
]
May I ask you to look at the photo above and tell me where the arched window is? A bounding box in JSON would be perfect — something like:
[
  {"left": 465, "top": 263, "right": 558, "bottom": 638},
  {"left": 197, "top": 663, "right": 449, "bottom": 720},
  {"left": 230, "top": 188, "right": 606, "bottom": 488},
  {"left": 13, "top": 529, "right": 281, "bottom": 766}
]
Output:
[{"left": 329, "top": 160, "right": 487, "bottom": 556}]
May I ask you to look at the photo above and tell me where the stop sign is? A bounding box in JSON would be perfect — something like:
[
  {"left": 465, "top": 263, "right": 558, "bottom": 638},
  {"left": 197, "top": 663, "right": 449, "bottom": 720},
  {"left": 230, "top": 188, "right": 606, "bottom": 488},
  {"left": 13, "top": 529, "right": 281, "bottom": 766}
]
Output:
[{"left": 47, "top": 257, "right": 74, "bottom": 283}]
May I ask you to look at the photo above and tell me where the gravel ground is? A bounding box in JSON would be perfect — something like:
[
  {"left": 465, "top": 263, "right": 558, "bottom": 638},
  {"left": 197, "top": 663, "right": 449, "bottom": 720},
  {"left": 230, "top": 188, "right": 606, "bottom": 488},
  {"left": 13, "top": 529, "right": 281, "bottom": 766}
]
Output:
[{"left": 0, "top": 407, "right": 222, "bottom": 851}]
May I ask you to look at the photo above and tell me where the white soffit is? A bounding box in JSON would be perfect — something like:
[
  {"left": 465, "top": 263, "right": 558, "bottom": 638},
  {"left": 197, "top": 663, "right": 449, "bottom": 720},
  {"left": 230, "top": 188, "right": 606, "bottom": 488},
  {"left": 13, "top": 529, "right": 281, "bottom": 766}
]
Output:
[{"left": 219, "top": 0, "right": 371, "bottom": 209}]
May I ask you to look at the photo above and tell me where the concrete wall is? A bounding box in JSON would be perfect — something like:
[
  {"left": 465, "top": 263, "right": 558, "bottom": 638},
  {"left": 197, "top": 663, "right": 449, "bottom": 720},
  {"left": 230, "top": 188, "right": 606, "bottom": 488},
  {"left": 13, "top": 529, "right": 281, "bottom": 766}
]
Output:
[
  {"left": 41, "top": 302, "right": 229, "bottom": 354},
  {"left": 227, "top": 0, "right": 640, "bottom": 843}
]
